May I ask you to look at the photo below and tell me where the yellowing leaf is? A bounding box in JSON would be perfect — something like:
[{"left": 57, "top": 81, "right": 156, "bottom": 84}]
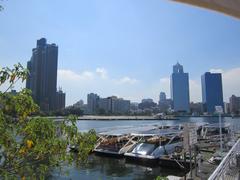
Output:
[
  {"left": 19, "top": 147, "right": 26, "bottom": 155},
  {"left": 26, "top": 140, "right": 34, "bottom": 149}
]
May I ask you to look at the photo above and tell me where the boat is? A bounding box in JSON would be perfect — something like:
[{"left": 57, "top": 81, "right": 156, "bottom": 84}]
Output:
[
  {"left": 124, "top": 128, "right": 184, "bottom": 165},
  {"left": 94, "top": 134, "right": 134, "bottom": 157},
  {"left": 93, "top": 125, "right": 160, "bottom": 157},
  {"left": 200, "top": 123, "right": 231, "bottom": 139},
  {"left": 154, "top": 113, "right": 179, "bottom": 120}
]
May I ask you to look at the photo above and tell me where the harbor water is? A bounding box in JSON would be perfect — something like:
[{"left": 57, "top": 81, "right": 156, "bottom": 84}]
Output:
[{"left": 51, "top": 116, "right": 240, "bottom": 180}]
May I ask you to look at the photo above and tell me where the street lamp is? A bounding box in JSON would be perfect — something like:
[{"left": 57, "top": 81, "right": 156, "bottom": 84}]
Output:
[{"left": 215, "top": 106, "right": 223, "bottom": 159}]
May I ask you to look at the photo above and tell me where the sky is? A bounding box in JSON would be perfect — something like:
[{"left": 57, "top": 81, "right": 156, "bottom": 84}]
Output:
[{"left": 0, "top": 0, "right": 240, "bottom": 105}]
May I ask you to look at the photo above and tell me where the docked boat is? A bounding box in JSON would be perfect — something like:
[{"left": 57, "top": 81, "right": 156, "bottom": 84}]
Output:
[
  {"left": 124, "top": 128, "right": 183, "bottom": 165},
  {"left": 94, "top": 134, "right": 134, "bottom": 157},
  {"left": 200, "top": 123, "right": 231, "bottom": 139},
  {"left": 154, "top": 113, "right": 179, "bottom": 120},
  {"left": 93, "top": 125, "right": 159, "bottom": 157}
]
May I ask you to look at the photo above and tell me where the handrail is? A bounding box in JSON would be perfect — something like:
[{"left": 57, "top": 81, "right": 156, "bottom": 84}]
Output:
[{"left": 208, "top": 138, "right": 240, "bottom": 180}]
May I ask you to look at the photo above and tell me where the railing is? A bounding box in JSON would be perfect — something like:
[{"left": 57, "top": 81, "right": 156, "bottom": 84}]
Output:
[{"left": 208, "top": 138, "right": 240, "bottom": 180}]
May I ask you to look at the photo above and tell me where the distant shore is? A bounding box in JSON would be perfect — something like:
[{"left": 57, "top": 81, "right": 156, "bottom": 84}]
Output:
[
  {"left": 52, "top": 115, "right": 163, "bottom": 120},
  {"left": 78, "top": 115, "right": 162, "bottom": 120},
  {"left": 48, "top": 114, "right": 239, "bottom": 121}
]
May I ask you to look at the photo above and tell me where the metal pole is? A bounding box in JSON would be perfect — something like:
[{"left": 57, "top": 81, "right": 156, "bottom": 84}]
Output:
[
  {"left": 194, "top": 145, "right": 197, "bottom": 176},
  {"left": 184, "top": 152, "right": 186, "bottom": 180},
  {"left": 190, "top": 146, "right": 192, "bottom": 179},
  {"left": 219, "top": 113, "right": 223, "bottom": 159}
]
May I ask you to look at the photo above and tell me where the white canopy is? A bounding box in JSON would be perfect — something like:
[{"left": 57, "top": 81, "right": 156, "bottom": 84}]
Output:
[{"left": 173, "top": 0, "right": 240, "bottom": 19}]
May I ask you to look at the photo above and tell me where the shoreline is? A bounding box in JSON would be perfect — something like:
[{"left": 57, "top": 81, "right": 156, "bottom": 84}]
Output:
[
  {"left": 52, "top": 115, "right": 177, "bottom": 120},
  {"left": 47, "top": 115, "right": 239, "bottom": 121}
]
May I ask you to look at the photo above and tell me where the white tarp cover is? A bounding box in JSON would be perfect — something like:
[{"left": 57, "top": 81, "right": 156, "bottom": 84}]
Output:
[{"left": 173, "top": 0, "right": 240, "bottom": 19}]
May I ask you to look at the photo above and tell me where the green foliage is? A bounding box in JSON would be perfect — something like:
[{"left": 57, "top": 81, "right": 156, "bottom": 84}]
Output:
[
  {"left": 156, "top": 176, "right": 169, "bottom": 180},
  {"left": 0, "top": 64, "right": 97, "bottom": 179},
  {"left": 0, "top": 0, "right": 4, "bottom": 11},
  {"left": 56, "top": 106, "right": 84, "bottom": 116}
]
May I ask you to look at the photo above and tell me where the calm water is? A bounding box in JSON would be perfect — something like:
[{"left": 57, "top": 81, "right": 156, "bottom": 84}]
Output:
[{"left": 52, "top": 117, "right": 240, "bottom": 180}]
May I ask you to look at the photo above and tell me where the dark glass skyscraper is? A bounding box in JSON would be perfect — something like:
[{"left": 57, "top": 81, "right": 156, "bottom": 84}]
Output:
[
  {"left": 201, "top": 72, "right": 224, "bottom": 113},
  {"left": 26, "top": 38, "right": 59, "bottom": 111},
  {"left": 170, "top": 63, "right": 190, "bottom": 112}
]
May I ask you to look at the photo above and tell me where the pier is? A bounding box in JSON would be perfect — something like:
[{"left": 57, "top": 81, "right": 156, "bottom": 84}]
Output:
[
  {"left": 208, "top": 138, "right": 240, "bottom": 180},
  {"left": 185, "top": 138, "right": 240, "bottom": 180},
  {"left": 91, "top": 122, "right": 240, "bottom": 180}
]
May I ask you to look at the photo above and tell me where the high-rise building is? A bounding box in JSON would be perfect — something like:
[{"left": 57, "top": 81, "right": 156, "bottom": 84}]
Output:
[
  {"left": 158, "top": 92, "right": 172, "bottom": 112},
  {"left": 170, "top": 63, "right": 190, "bottom": 112},
  {"left": 26, "top": 38, "right": 62, "bottom": 111},
  {"left": 138, "top": 99, "right": 157, "bottom": 110},
  {"left": 56, "top": 88, "right": 66, "bottom": 110},
  {"left": 98, "top": 96, "right": 130, "bottom": 114},
  {"left": 73, "top": 100, "right": 84, "bottom": 108},
  {"left": 201, "top": 72, "right": 224, "bottom": 113},
  {"left": 141, "top": 99, "right": 154, "bottom": 103},
  {"left": 190, "top": 102, "right": 203, "bottom": 115},
  {"left": 98, "top": 97, "right": 112, "bottom": 114},
  {"left": 87, "top": 93, "right": 99, "bottom": 114},
  {"left": 224, "top": 102, "right": 230, "bottom": 114},
  {"left": 229, "top": 95, "right": 240, "bottom": 114},
  {"left": 159, "top": 92, "right": 166, "bottom": 103},
  {"left": 112, "top": 98, "right": 130, "bottom": 114}
]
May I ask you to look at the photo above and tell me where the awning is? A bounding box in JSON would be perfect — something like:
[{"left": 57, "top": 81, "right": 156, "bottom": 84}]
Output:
[{"left": 173, "top": 0, "right": 240, "bottom": 19}]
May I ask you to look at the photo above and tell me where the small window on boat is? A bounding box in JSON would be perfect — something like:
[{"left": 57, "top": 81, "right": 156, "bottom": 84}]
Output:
[
  {"left": 169, "top": 136, "right": 182, "bottom": 144},
  {"left": 160, "top": 139, "right": 170, "bottom": 146}
]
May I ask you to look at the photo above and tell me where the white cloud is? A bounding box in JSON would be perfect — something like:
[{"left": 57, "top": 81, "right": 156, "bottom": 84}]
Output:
[
  {"left": 189, "top": 79, "right": 201, "bottom": 102},
  {"left": 114, "top": 76, "right": 139, "bottom": 85},
  {"left": 57, "top": 68, "right": 139, "bottom": 105},
  {"left": 159, "top": 77, "right": 170, "bottom": 96},
  {"left": 96, "top": 67, "right": 108, "bottom": 79},
  {"left": 160, "top": 77, "right": 170, "bottom": 83},
  {"left": 210, "top": 68, "right": 224, "bottom": 73},
  {"left": 58, "top": 69, "right": 94, "bottom": 81},
  {"left": 222, "top": 67, "right": 240, "bottom": 101}
]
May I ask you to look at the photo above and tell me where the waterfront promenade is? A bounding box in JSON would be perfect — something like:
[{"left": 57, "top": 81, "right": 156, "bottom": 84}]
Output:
[
  {"left": 78, "top": 115, "right": 156, "bottom": 120},
  {"left": 52, "top": 115, "right": 157, "bottom": 120}
]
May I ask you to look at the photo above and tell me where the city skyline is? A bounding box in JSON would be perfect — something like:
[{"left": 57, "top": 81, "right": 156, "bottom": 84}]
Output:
[{"left": 1, "top": 1, "right": 240, "bottom": 105}]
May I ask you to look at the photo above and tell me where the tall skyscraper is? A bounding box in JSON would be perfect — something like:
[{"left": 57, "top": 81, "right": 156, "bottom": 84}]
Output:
[
  {"left": 87, "top": 93, "right": 99, "bottom": 114},
  {"left": 170, "top": 63, "right": 190, "bottom": 112},
  {"left": 201, "top": 72, "right": 224, "bottom": 113},
  {"left": 26, "top": 38, "right": 62, "bottom": 111}
]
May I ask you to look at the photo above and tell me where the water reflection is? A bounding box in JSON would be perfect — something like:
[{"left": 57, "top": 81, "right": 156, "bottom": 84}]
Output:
[{"left": 51, "top": 154, "right": 186, "bottom": 180}]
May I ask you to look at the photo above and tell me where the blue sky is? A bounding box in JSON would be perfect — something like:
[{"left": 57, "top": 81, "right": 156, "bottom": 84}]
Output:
[{"left": 1, "top": 0, "right": 240, "bottom": 105}]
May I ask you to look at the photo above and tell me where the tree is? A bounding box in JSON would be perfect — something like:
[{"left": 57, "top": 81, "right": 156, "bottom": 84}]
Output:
[
  {"left": 0, "top": 1, "right": 3, "bottom": 11},
  {"left": 0, "top": 64, "right": 97, "bottom": 179}
]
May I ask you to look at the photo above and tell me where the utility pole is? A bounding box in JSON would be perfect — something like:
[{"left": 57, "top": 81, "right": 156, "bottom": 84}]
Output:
[{"left": 215, "top": 106, "right": 223, "bottom": 159}]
